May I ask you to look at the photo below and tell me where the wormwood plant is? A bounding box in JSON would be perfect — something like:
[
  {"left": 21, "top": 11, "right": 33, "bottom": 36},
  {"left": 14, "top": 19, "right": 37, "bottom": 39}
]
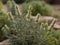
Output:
[
  {"left": 2, "top": 5, "right": 59, "bottom": 45},
  {"left": 22, "top": 1, "right": 53, "bottom": 16}
]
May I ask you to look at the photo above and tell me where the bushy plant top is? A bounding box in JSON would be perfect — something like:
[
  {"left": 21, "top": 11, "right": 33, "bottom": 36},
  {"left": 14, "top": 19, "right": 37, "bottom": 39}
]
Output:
[
  {"left": 2, "top": 5, "right": 59, "bottom": 45},
  {"left": 1, "top": 0, "right": 60, "bottom": 45}
]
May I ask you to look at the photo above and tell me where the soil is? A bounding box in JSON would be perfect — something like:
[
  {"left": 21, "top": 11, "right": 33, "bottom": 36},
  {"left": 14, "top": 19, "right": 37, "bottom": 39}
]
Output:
[
  {"left": 0, "top": 39, "right": 11, "bottom": 45},
  {"left": 0, "top": 37, "right": 7, "bottom": 42}
]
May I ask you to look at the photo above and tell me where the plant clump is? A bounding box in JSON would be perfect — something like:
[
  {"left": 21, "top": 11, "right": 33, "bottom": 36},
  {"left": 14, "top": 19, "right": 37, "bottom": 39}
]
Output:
[
  {"left": 22, "top": 1, "right": 53, "bottom": 16},
  {"left": 1, "top": 0, "right": 60, "bottom": 45},
  {"left": 2, "top": 4, "right": 59, "bottom": 45}
]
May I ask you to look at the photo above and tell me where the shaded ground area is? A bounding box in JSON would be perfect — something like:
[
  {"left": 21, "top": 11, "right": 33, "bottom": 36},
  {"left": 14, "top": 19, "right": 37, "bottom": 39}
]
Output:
[
  {"left": 0, "top": 39, "right": 11, "bottom": 45},
  {"left": 53, "top": 5, "right": 60, "bottom": 10}
]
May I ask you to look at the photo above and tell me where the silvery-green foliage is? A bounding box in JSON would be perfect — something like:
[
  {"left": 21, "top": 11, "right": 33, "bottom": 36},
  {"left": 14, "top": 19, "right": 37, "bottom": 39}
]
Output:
[{"left": 3, "top": 5, "right": 58, "bottom": 45}]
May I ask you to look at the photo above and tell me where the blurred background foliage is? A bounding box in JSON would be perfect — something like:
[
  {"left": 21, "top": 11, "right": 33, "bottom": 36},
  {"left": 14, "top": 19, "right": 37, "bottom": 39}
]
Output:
[
  {"left": 22, "top": 1, "right": 53, "bottom": 16},
  {"left": 0, "top": 0, "right": 50, "bottom": 4}
]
